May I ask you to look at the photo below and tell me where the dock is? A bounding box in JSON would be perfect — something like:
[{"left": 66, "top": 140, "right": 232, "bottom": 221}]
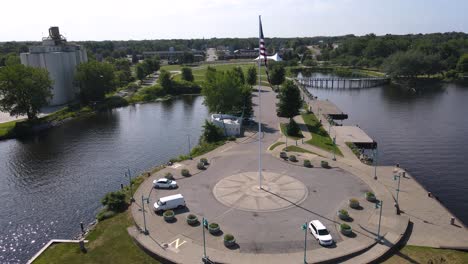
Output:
[
  {"left": 297, "top": 77, "right": 390, "bottom": 89},
  {"left": 314, "top": 100, "right": 348, "bottom": 120},
  {"left": 333, "top": 126, "right": 377, "bottom": 148}
]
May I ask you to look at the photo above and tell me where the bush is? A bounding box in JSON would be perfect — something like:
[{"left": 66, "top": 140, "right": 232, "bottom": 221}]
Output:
[
  {"left": 338, "top": 209, "right": 349, "bottom": 220},
  {"left": 164, "top": 172, "right": 174, "bottom": 180},
  {"left": 197, "top": 162, "right": 205, "bottom": 170},
  {"left": 181, "top": 169, "right": 190, "bottom": 177},
  {"left": 209, "top": 223, "right": 219, "bottom": 229},
  {"left": 163, "top": 210, "right": 175, "bottom": 222},
  {"left": 224, "top": 233, "right": 236, "bottom": 247},
  {"left": 289, "top": 155, "right": 297, "bottom": 162},
  {"left": 365, "top": 191, "right": 376, "bottom": 201},
  {"left": 303, "top": 159, "right": 312, "bottom": 167},
  {"left": 101, "top": 191, "right": 127, "bottom": 212},
  {"left": 321, "top": 160, "right": 329, "bottom": 168},
  {"left": 208, "top": 222, "right": 220, "bottom": 234},
  {"left": 96, "top": 209, "right": 116, "bottom": 221},
  {"left": 200, "top": 158, "right": 208, "bottom": 165},
  {"left": 340, "top": 223, "right": 353, "bottom": 236}
]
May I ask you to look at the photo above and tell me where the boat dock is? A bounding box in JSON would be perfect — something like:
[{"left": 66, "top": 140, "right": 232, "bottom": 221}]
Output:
[
  {"left": 314, "top": 100, "right": 348, "bottom": 120},
  {"left": 297, "top": 77, "right": 390, "bottom": 89},
  {"left": 333, "top": 126, "right": 377, "bottom": 149}
]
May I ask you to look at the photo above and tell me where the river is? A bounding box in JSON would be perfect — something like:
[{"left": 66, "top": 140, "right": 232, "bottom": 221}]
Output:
[
  {"left": 0, "top": 95, "right": 209, "bottom": 263},
  {"left": 303, "top": 72, "right": 468, "bottom": 228}
]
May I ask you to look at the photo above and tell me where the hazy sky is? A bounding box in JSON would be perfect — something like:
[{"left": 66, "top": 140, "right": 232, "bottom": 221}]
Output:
[{"left": 1, "top": 0, "right": 467, "bottom": 41}]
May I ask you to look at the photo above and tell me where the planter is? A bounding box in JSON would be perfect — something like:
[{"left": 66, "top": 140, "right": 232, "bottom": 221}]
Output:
[
  {"left": 224, "top": 234, "right": 236, "bottom": 247},
  {"left": 303, "top": 159, "right": 312, "bottom": 168},
  {"left": 289, "top": 155, "right": 297, "bottom": 162},
  {"left": 280, "top": 152, "right": 288, "bottom": 159},
  {"left": 340, "top": 223, "right": 353, "bottom": 236},
  {"left": 208, "top": 223, "right": 220, "bottom": 234},
  {"left": 365, "top": 192, "right": 376, "bottom": 202},
  {"left": 321, "top": 160, "right": 329, "bottom": 168},
  {"left": 338, "top": 209, "right": 349, "bottom": 220},
  {"left": 186, "top": 214, "right": 198, "bottom": 225},
  {"left": 164, "top": 172, "right": 174, "bottom": 180},
  {"left": 163, "top": 210, "right": 175, "bottom": 222},
  {"left": 197, "top": 162, "right": 205, "bottom": 170},
  {"left": 200, "top": 158, "right": 209, "bottom": 165},
  {"left": 181, "top": 169, "right": 190, "bottom": 177},
  {"left": 349, "top": 198, "right": 360, "bottom": 209}
]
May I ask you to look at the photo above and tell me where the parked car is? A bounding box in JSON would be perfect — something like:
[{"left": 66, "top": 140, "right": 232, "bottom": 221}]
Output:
[
  {"left": 154, "top": 194, "right": 186, "bottom": 212},
  {"left": 153, "top": 178, "right": 177, "bottom": 189},
  {"left": 308, "top": 220, "right": 334, "bottom": 246}
]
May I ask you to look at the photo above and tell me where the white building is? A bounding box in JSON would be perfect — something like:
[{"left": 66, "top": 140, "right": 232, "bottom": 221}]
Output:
[
  {"left": 211, "top": 114, "right": 241, "bottom": 137},
  {"left": 20, "top": 27, "right": 87, "bottom": 106}
]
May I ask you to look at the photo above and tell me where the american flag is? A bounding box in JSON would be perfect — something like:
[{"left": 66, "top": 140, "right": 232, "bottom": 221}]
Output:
[{"left": 259, "top": 16, "right": 271, "bottom": 84}]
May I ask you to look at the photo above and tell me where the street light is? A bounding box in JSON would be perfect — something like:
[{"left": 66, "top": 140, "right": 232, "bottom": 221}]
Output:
[
  {"left": 332, "top": 136, "right": 336, "bottom": 161},
  {"left": 375, "top": 200, "right": 383, "bottom": 240},
  {"left": 126, "top": 168, "right": 134, "bottom": 202},
  {"left": 393, "top": 166, "right": 404, "bottom": 215},
  {"left": 202, "top": 218, "right": 208, "bottom": 261},
  {"left": 373, "top": 148, "right": 378, "bottom": 180},
  {"left": 141, "top": 195, "right": 150, "bottom": 235},
  {"left": 301, "top": 222, "right": 308, "bottom": 264}
]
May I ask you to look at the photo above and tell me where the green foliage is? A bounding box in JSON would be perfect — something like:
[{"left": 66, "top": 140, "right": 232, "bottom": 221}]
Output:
[
  {"left": 181, "top": 168, "right": 190, "bottom": 177},
  {"left": 158, "top": 70, "right": 172, "bottom": 93},
  {"left": 286, "top": 118, "right": 300, "bottom": 137},
  {"left": 246, "top": 66, "right": 257, "bottom": 86},
  {"left": 200, "top": 158, "right": 208, "bottom": 165},
  {"left": 224, "top": 234, "right": 235, "bottom": 241},
  {"left": 96, "top": 209, "right": 117, "bottom": 221},
  {"left": 76, "top": 61, "right": 116, "bottom": 104},
  {"left": 181, "top": 67, "right": 194, "bottom": 82},
  {"left": 232, "top": 66, "right": 245, "bottom": 84},
  {"left": 269, "top": 62, "right": 286, "bottom": 86},
  {"left": 101, "top": 191, "right": 127, "bottom": 212},
  {"left": 197, "top": 162, "right": 205, "bottom": 170},
  {"left": 0, "top": 64, "right": 52, "bottom": 120},
  {"left": 289, "top": 155, "right": 297, "bottom": 162},
  {"left": 202, "top": 120, "right": 224, "bottom": 143},
  {"left": 136, "top": 64, "right": 146, "bottom": 81},
  {"left": 303, "top": 58, "right": 317, "bottom": 67},
  {"left": 366, "top": 191, "right": 375, "bottom": 197},
  {"left": 163, "top": 210, "right": 175, "bottom": 217},
  {"left": 277, "top": 80, "right": 302, "bottom": 118},
  {"left": 164, "top": 172, "right": 174, "bottom": 180},
  {"left": 339, "top": 209, "right": 349, "bottom": 216},
  {"left": 209, "top": 223, "right": 219, "bottom": 229},
  {"left": 321, "top": 160, "right": 329, "bottom": 168},
  {"left": 383, "top": 50, "right": 443, "bottom": 78},
  {"left": 303, "top": 159, "right": 312, "bottom": 167},
  {"left": 302, "top": 113, "right": 343, "bottom": 155},
  {"left": 457, "top": 53, "right": 468, "bottom": 73},
  {"left": 340, "top": 223, "right": 351, "bottom": 230},
  {"left": 112, "top": 58, "right": 133, "bottom": 86}
]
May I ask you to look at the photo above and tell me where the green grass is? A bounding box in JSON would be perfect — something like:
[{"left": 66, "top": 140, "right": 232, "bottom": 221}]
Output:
[
  {"left": 33, "top": 212, "right": 159, "bottom": 264},
  {"left": 301, "top": 113, "right": 343, "bottom": 156},
  {"left": 280, "top": 123, "right": 304, "bottom": 140},
  {"left": 0, "top": 120, "right": 18, "bottom": 137},
  {"left": 383, "top": 245, "right": 468, "bottom": 264},
  {"left": 269, "top": 142, "right": 285, "bottom": 150},
  {"left": 283, "top": 145, "right": 314, "bottom": 154}
]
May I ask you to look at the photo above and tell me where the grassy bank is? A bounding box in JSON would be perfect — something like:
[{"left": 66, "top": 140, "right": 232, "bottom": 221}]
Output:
[
  {"left": 301, "top": 113, "right": 343, "bottom": 156},
  {"left": 383, "top": 245, "right": 468, "bottom": 264},
  {"left": 269, "top": 141, "right": 285, "bottom": 150},
  {"left": 0, "top": 120, "right": 18, "bottom": 138},
  {"left": 283, "top": 145, "right": 314, "bottom": 154},
  {"left": 280, "top": 123, "right": 304, "bottom": 140}
]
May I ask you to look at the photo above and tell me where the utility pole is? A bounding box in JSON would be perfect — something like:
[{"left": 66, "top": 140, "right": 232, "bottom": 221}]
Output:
[{"left": 202, "top": 218, "right": 208, "bottom": 261}]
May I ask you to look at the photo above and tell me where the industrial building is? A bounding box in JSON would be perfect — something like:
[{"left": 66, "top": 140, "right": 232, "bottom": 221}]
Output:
[{"left": 20, "top": 27, "right": 87, "bottom": 106}]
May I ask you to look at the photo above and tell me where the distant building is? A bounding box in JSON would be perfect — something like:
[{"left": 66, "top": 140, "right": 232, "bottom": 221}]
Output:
[{"left": 20, "top": 27, "right": 87, "bottom": 106}]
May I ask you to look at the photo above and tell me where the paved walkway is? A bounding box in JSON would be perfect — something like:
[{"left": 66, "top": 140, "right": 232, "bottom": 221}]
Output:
[{"left": 129, "top": 85, "right": 468, "bottom": 264}]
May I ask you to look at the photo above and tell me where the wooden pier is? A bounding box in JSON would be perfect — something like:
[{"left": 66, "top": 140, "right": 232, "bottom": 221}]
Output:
[{"left": 297, "top": 77, "right": 390, "bottom": 89}]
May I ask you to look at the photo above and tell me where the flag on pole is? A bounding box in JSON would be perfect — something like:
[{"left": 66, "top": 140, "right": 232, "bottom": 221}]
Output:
[{"left": 259, "top": 16, "right": 271, "bottom": 84}]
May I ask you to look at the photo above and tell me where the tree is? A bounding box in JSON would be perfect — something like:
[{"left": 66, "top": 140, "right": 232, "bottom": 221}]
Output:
[
  {"left": 269, "top": 63, "right": 286, "bottom": 86},
  {"left": 113, "top": 58, "right": 132, "bottom": 86},
  {"left": 158, "top": 70, "right": 172, "bottom": 93},
  {"left": 101, "top": 191, "right": 127, "bottom": 212},
  {"left": 201, "top": 120, "right": 224, "bottom": 143},
  {"left": 75, "top": 61, "right": 116, "bottom": 104},
  {"left": 136, "top": 64, "right": 146, "bottom": 81},
  {"left": 232, "top": 67, "right": 245, "bottom": 84},
  {"left": 240, "top": 84, "right": 253, "bottom": 117},
  {"left": 277, "top": 80, "right": 302, "bottom": 118},
  {"left": 181, "top": 67, "right": 194, "bottom": 82},
  {"left": 0, "top": 64, "right": 53, "bottom": 120},
  {"left": 457, "top": 54, "right": 468, "bottom": 73},
  {"left": 246, "top": 66, "right": 257, "bottom": 86},
  {"left": 201, "top": 69, "right": 244, "bottom": 114},
  {"left": 131, "top": 53, "right": 139, "bottom": 64},
  {"left": 286, "top": 118, "right": 300, "bottom": 136}
]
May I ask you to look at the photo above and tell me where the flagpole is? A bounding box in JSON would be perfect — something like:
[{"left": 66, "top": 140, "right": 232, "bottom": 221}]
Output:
[{"left": 258, "top": 15, "right": 262, "bottom": 190}]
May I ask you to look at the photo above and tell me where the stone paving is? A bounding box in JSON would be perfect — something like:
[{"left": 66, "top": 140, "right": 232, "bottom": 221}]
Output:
[{"left": 129, "top": 85, "right": 468, "bottom": 264}]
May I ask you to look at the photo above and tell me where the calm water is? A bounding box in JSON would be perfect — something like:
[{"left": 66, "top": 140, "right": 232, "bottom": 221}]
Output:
[
  {"left": 304, "top": 73, "right": 468, "bottom": 226},
  {"left": 0, "top": 95, "right": 209, "bottom": 263}
]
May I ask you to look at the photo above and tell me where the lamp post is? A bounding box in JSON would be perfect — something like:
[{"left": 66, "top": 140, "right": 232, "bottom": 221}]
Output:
[
  {"left": 332, "top": 136, "right": 336, "bottom": 161},
  {"left": 126, "top": 168, "right": 134, "bottom": 202},
  {"left": 202, "top": 218, "right": 208, "bottom": 261},
  {"left": 393, "top": 166, "right": 403, "bottom": 214},
  {"left": 373, "top": 148, "right": 378, "bottom": 180},
  {"left": 301, "top": 222, "right": 307, "bottom": 264},
  {"left": 375, "top": 200, "right": 383, "bottom": 240},
  {"left": 187, "top": 134, "right": 192, "bottom": 160},
  {"left": 141, "top": 195, "right": 149, "bottom": 235}
]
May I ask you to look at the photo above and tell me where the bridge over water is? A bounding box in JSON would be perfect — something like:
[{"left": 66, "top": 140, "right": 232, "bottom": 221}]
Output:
[{"left": 297, "top": 77, "right": 390, "bottom": 89}]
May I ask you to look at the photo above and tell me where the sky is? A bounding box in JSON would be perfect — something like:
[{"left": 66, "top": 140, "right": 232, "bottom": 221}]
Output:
[{"left": 1, "top": 0, "right": 467, "bottom": 41}]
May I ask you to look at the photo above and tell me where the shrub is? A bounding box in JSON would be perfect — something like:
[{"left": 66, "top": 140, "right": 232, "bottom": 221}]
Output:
[
  {"left": 200, "top": 158, "right": 208, "bottom": 165},
  {"left": 101, "top": 191, "right": 127, "bottom": 212},
  {"left": 339, "top": 209, "right": 349, "bottom": 217},
  {"left": 224, "top": 234, "right": 235, "bottom": 241},
  {"left": 197, "top": 162, "right": 205, "bottom": 170},
  {"left": 181, "top": 169, "right": 190, "bottom": 177},
  {"left": 365, "top": 191, "right": 376, "bottom": 201},
  {"left": 321, "top": 160, "right": 329, "bottom": 168},
  {"left": 164, "top": 172, "right": 174, "bottom": 180},
  {"left": 289, "top": 155, "right": 297, "bottom": 162},
  {"left": 303, "top": 159, "right": 312, "bottom": 167},
  {"left": 366, "top": 191, "right": 375, "bottom": 197},
  {"left": 96, "top": 209, "right": 116, "bottom": 221},
  {"left": 209, "top": 223, "right": 219, "bottom": 229},
  {"left": 286, "top": 118, "right": 300, "bottom": 136}
]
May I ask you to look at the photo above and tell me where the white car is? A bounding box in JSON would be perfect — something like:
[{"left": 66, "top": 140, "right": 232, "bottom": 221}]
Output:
[
  {"left": 308, "top": 220, "right": 334, "bottom": 246},
  {"left": 153, "top": 178, "right": 177, "bottom": 189}
]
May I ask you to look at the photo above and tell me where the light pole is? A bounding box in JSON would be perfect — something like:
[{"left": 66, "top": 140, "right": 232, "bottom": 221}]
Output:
[
  {"left": 375, "top": 200, "right": 383, "bottom": 240},
  {"left": 126, "top": 168, "right": 134, "bottom": 202},
  {"left": 332, "top": 136, "right": 336, "bottom": 161},
  {"left": 141, "top": 195, "right": 149, "bottom": 235},
  {"left": 187, "top": 134, "right": 192, "bottom": 160},
  {"left": 393, "top": 167, "right": 403, "bottom": 214},
  {"left": 202, "top": 218, "right": 208, "bottom": 261},
  {"left": 373, "top": 147, "right": 378, "bottom": 180},
  {"left": 301, "top": 222, "right": 308, "bottom": 264}
]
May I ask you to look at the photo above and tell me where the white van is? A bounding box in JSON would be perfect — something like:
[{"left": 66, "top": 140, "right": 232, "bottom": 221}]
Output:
[{"left": 153, "top": 194, "right": 186, "bottom": 212}]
